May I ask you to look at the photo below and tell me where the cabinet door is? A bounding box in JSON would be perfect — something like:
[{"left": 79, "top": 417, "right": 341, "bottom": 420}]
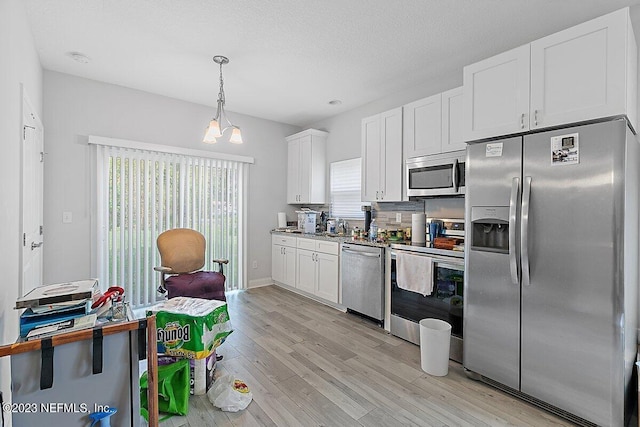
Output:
[
  {"left": 441, "top": 87, "right": 466, "bottom": 153},
  {"left": 315, "top": 253, "right": 339, "bottom": 303},
  {"left": 287, "top": 139, "right": 300, "bottom": 203},
  {"left": 271, "top": 244, "right": 284, "bottom": 283},
  {"left": 296, "top": 249, "right": 316, "bottom": 294},
  {"left": 530, "top": 8, "right": 627, "bottom": 130},
  {"left": 403, "top": 94, "right": 442, "bottom": 158},
  {"left": 463, "top": 44, "right": 530, "bottom": 141},
  {"left": 297, "top": 135, "right": 313, "bottom": 203},
  {"left": 283, "top": 247, "right": 297, "bottom": 287},
  {"left": 361, "top": 115, "right": 382, "bottom": 201},
  {"left": 381, "top": 107, "right": 403, "bottom": 201}
]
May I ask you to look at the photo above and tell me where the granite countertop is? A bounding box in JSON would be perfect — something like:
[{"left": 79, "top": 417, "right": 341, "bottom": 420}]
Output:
[
  {"left": 271, "top": 230, "right": 387, "bottom": 247},
  {"left": 270, "top": 230, "right": 463, "bottom": 253}
]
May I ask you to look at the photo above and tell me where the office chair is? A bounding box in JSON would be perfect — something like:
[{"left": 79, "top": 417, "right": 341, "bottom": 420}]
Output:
[{"left": 154, "top": 228, "right": 228, "bottom": 301}]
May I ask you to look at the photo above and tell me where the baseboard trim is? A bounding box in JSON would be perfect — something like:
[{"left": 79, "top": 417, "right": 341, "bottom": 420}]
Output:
[{"left": 248, "top": 277, "right": 274, "bottom": 289}]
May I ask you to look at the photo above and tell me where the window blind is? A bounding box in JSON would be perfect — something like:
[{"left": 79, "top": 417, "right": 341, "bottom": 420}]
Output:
[
  {"left": 93, "top": 139, "right": 249, "bottom": 308},
  {"left": 330, "top": 158, "right": 364, "bottom": 219}
]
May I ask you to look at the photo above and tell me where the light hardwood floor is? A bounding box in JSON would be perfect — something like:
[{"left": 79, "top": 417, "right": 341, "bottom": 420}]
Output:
[{"left": 160, "top": 285, "right": 575, "bottom": 426}]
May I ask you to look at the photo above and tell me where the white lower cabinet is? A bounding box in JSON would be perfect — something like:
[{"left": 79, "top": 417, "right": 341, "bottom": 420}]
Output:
[
  {"left": 315, "top": 252, "right": 339, "bottom": 302},
  {"left": 271, "top": 235, "right": 297, "bottom": 287},
  {"left": 295, "top": 238, "right": 339, "bottom": 304},
  {"left": 272, "top": 235, "right": 340, "bottom": 305},
  {"left": 296, "top": 249, "right": 317, "bottom": 294}
]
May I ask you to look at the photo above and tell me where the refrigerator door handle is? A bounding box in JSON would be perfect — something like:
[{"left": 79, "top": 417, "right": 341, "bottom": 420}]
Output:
[
  {"left": 521, "top": 176, "right": 532, "bottom": 286},
  {"left": 509, "top": 177, "right": 520, "bottom": 285}
]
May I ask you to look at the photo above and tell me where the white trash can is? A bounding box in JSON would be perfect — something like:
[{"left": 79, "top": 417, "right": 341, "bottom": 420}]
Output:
[{"left": 419, "top": 318, "right": 452, "bottom": 376}]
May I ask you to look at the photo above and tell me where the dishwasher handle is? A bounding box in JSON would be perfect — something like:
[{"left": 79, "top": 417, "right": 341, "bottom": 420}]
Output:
[{"left": 341, "top": 248, "right": 380, "bottom": 258}]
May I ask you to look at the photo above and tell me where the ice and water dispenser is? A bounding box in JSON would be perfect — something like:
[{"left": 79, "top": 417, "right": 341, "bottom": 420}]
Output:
[{"left": 470, "top": 207, "right": 509, "bottom": 253}]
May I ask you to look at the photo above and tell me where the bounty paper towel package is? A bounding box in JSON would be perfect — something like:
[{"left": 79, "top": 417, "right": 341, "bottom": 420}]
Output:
[{"left": 147, "top": 297, "right": 233, "bottom": 359}]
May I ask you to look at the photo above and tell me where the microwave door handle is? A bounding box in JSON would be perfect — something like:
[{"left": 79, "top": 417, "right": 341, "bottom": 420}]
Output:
[
  {"left": 509, "top": 177, "right": 520, "bottom": 285},
  {"left": 452, "top": 159, "right": 459, "bottom": 192},
  {"left": 521, "top": 176, "right": 532, "bottom": 287}
]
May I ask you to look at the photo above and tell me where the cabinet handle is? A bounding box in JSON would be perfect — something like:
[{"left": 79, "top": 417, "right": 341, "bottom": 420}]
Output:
[
  {"left": 520, "top": 113, "right": 525, "bottom": 129},
  {"left": 376, "top": 191, "right": 379, "bottom": 200},
  {"left": 380, "top": 190, "right": 384, "bottom": 200},
  {"left": 534, "top": 110, "right": 538, "bottom": 127}
]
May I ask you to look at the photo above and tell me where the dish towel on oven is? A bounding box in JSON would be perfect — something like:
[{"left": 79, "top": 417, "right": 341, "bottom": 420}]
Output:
[{"left": 396, "top": 252, "right": 434, "bottom": 296}]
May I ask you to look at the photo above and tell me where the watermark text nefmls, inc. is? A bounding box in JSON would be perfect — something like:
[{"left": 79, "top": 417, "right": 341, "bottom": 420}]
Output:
[{"left": 2, "top": 402, "right": 110, "bottom": 414}]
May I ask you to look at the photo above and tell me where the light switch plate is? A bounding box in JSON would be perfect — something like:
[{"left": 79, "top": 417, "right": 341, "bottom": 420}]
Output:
[{"left": 63, "top": 211, "right": 72, "bottom": 223}]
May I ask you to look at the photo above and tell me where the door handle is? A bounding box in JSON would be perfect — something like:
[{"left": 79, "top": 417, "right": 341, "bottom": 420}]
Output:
[
  {"left": 509, "top": 177, "right": 520, "bottom": 285},
  {"left": 452, "top": 159, "right": 459, "bottom": 192},
  {"left": 31, "top": 241, "right": 43, "bottom": 250},
  {"left": 520, "top": 113, "right": 525, "bottom": 129},
  {"left": 342, "top": 249, "right": 380, "bottom": 257},
  {"left": 521, "top": 176, "right": 532, "bottom": 286}
]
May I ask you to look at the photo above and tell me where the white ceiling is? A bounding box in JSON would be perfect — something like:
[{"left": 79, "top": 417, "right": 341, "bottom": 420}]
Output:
[{"left": 24, "top": 0, "right": 640, "bottom": 127}]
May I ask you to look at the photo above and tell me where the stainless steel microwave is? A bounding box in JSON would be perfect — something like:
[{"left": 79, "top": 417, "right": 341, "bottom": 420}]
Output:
[{"left": 406, "top": 150, "right": 466, "bottom": 198}]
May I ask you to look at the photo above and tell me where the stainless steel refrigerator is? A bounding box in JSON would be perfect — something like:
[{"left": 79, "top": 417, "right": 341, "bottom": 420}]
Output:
[{"left": 464, "top": 118, "right": 638, "bottom": 426}]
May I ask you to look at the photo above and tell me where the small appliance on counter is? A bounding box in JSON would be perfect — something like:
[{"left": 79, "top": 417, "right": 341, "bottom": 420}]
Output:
[
  {"left": 362, "top": 205, "right": 372, "bottom": 233},
  {"left": 296, "top": 209, "right": 318, "bottom": 233}
]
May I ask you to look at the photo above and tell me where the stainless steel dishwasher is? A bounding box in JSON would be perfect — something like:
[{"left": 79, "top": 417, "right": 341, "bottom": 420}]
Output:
[{"left": 340, "top": 243, "right": 384, "bottom": 325}]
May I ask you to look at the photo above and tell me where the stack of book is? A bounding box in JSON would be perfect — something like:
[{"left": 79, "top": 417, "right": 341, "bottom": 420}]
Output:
[{"left": 15, "top": 279, "right": 99, "bottom": 340}]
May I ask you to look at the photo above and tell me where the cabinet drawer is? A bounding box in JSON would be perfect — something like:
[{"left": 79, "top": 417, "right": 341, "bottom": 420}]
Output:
[
  {"left": 315, "top": 241, "right": 339, "bottom": 255},
  {"left": 272, "top": 234, "right": 297, "bottom": 247},
  {"left": 297, "top": 238, "right": 316, "bottom": 251}
]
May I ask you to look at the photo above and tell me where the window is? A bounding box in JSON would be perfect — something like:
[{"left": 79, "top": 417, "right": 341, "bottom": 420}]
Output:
[
  {"left": 330, "top": 158, "right": 364, "bottom": 219},
  {"left": 90, "top": 136, "right": 252, "bottom": 308}
]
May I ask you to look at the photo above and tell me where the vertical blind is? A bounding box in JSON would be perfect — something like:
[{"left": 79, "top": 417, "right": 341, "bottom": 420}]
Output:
[
  {"left": 94, "top": 141, "right": 248, "bottom": 308},
  {"left": 330, "top": 158, "right": 365, "bottom": 219}
]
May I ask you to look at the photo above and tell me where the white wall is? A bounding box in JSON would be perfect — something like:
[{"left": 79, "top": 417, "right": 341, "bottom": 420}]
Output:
[
  {"left": 43, "top": 71, "right": 299, "bottom": 289},
  {"left": 0, "top": 0, "right": 43, "bottom": 418},
  {"left": 309, "top": 69, "right": 462, "bottom": 166}
]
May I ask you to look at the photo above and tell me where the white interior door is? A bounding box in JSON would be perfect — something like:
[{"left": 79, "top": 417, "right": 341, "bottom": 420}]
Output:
[{"left": 21, "top": 93, "right": 44, "bottom": 296}]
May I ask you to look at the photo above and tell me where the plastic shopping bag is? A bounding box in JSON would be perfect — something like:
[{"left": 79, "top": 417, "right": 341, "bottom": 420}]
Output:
[
  {"left": 207, "top": 374, "right": 253, "bottom": 412},
  {"left": 140, "top": 358, "right": 190, "bottom": 421}
]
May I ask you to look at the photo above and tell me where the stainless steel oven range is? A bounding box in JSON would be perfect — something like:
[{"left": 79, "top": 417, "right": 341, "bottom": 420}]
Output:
[{"left": 388, "top": 243, "right": 464, "bottom": 363}]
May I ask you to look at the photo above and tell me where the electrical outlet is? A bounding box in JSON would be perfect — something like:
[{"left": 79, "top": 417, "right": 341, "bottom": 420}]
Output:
[
  {"left": 252, "top": 260, "right": 258, "bottom": 269},
  {"left": 396, "top": 213, "right": 402, "bottom": 222},
  {"left": 63, "top": 211, "right": 72, "bottom": 223}
]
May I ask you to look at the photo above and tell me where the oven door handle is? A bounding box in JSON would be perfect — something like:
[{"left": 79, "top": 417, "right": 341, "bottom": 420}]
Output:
[{"left": 392, "top": 251, "right": 464, "bottom": 268}]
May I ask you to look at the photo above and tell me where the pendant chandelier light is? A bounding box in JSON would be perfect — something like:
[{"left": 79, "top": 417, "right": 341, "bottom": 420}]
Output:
[{"left": 203, "top": 55, "right": 243, "bottom": 144}]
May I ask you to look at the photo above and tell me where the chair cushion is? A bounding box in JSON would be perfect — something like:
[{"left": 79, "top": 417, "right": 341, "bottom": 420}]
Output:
[{"left": 165, "top": 271, "right": 226, "bottom": 302}]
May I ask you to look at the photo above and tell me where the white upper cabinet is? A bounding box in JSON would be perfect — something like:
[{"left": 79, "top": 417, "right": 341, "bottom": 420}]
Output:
[
  {"left": 286, "top": 129, "right": 328, "bottom": 204},
  {"left": 463, "top": 7, "right": 637, "bottom": 142},
  {"left": 463, "top": 45, "right": 531, "bottom": 141},
  {"left": 405, "top": 87, "right": 467, "bottom": 158},
  {"left": 530, "top": 7, "right": 637, "bottom": 132},
  {"left": 403, "top": 93, "right": 442, "bottom": 158},
  {"left": 441, "top": 87, "right": 467, "bottom": 153},
  {"left": 362, "top": 107, "right": 403, "bottom": 202}
]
